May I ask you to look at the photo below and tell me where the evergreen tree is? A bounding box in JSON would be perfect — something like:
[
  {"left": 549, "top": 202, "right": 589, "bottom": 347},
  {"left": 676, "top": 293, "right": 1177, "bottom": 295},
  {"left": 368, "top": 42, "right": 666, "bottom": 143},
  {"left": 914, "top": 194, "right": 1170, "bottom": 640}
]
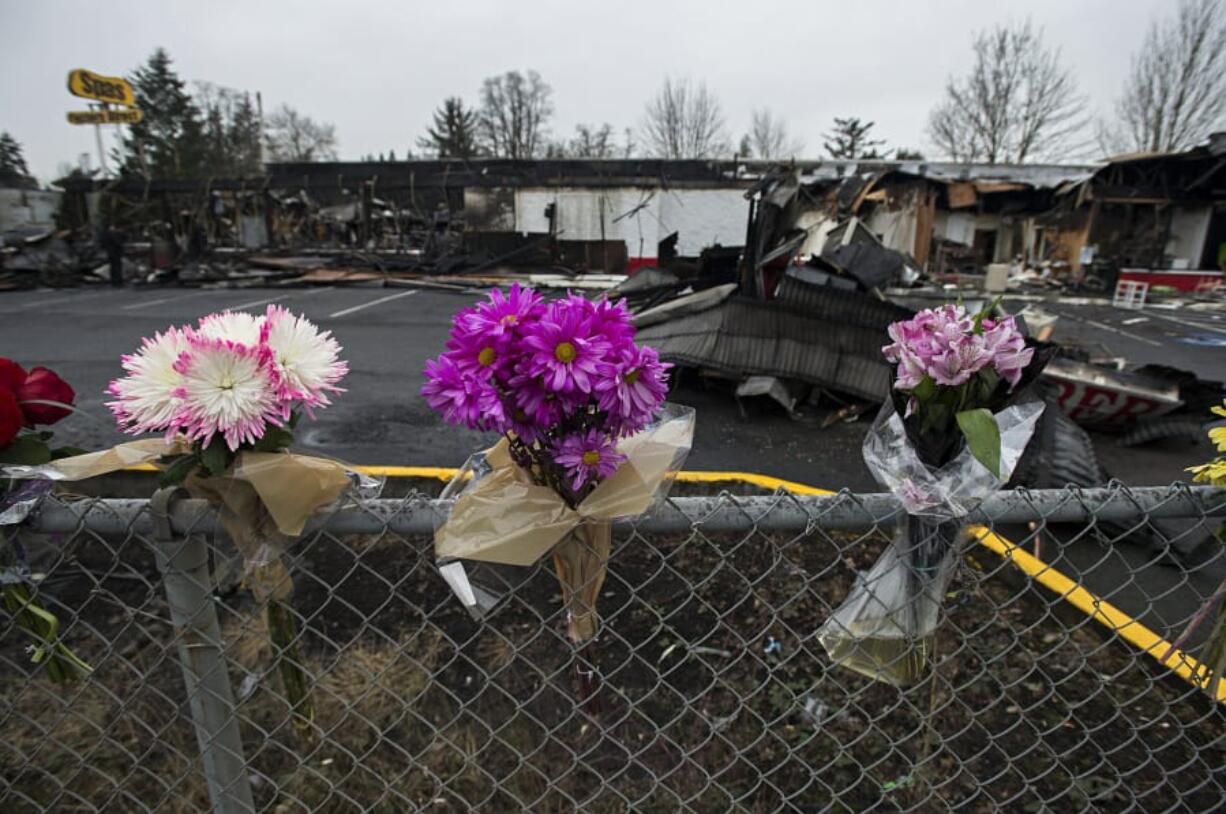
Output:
[
  {"left": 184, "top": 82, "right": 262, "bottom": 175},
  {"left": 226, "top": 92, "right": 263, "bottom": 174},
  {"left": 822, "top": 117, "right": 885, "bottom": 159},
  {"left": 118, "top": 48, "right": 206, "bottom": 178},
  {"left": 418, "top": 97, "right": 480, "bottom": 158},
  {"left": 0, "top": 131, "right": 36, "bottom": 188}
]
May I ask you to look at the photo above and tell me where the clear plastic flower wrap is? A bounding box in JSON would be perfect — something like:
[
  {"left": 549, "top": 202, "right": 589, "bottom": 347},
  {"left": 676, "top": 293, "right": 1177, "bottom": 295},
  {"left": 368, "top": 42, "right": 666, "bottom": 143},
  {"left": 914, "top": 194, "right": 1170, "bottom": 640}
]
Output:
[
  {"left": 434, "top": 403, "right": 695, "bottom": 644},
  {"left": 817, "top": 398, "right": 1045, "bottom": 685}
]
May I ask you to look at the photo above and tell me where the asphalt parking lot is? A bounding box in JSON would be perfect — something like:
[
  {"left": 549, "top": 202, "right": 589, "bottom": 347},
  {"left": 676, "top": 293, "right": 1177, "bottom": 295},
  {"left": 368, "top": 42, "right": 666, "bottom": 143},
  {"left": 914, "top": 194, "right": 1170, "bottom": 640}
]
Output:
[{"left": 1, "top": 283, "right": 1223, "bottom": 489}]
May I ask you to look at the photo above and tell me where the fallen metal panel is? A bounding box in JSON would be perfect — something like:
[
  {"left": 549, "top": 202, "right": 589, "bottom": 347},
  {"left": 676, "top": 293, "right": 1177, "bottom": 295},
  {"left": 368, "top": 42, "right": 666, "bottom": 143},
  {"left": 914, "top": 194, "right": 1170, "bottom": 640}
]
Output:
[{"left": 636, "top": 295, "right": 897, "bottom": 401}]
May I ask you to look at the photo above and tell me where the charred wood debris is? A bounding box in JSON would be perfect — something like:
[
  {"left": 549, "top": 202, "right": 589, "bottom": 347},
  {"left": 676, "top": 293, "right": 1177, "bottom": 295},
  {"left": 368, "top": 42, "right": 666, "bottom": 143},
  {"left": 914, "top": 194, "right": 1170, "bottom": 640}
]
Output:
[{"left": 2, "top": 154, "right": 1224, "bottom": 457}]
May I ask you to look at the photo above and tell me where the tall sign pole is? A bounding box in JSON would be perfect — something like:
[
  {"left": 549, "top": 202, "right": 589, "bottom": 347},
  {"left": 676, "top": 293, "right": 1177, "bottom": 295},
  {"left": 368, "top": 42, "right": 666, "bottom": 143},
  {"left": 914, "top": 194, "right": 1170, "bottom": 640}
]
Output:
[{"left": 94, "top": 104, "right": 110, "bottom": 176}]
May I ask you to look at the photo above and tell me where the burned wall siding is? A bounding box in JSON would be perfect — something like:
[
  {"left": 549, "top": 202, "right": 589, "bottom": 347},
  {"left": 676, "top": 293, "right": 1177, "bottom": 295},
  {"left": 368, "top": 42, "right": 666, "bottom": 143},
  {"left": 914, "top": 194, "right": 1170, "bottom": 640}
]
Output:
[
  {"left": 0, "top": 189, "right": 62, "bottom": 231},
  {"left": 515, "top": 187, "right": 662, "bottom": 269},
  {"left": 462, "top": 187, "right": 516, "bottom": 231},
  {"left": 864, "top": 207, "right": 918, "bottom": 257},
  {"left": 657, "top": 188, "right": 747, "bottom": 256},
  {"left": 1165, "top": 207, "right": 1212, "bottom": 267}
]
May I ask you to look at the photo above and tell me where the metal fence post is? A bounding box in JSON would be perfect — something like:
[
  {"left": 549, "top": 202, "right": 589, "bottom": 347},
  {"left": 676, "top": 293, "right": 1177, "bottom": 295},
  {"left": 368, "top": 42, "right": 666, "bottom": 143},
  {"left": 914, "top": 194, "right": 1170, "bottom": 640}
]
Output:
[{"left": 151, "top": 487, "right": 255, "bottom": 814}]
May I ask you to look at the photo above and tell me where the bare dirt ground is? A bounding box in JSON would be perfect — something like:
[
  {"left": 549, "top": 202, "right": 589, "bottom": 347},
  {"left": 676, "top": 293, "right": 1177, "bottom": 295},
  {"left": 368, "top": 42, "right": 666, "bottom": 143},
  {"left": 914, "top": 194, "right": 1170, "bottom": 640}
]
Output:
[{"left": 2, "top": 509, "right": 1223, "bottom": 812}]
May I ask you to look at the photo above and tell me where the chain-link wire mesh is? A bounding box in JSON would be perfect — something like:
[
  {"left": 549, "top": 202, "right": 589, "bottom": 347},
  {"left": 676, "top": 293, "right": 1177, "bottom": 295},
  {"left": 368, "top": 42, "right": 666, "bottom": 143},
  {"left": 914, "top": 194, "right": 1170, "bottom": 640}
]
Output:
[{"left": 3, "top": 483, "right": 1225, "bottom": 812}]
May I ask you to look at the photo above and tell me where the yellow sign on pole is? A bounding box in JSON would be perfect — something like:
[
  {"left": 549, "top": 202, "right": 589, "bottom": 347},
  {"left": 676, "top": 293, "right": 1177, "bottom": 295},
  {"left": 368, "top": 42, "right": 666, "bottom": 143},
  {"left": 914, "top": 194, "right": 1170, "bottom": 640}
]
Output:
[
  {"left": 67, "top": 69, "right": 136, "bottom": 107},
  {"left": 67, "top": 109, "right": 144, "bottom": 125}
]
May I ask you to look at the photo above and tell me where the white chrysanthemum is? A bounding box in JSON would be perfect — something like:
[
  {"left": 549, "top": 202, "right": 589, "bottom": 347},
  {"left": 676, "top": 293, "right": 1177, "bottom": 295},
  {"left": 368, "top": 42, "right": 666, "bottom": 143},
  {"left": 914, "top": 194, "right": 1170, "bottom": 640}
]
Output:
[
  {"left": 262, "top": 305, "right": 347, "bottom": 413},
  {"left": 175, "top": 337, "right": 280, "bottom": 451},
  {"left": 197, "top": 310, "right": 264, "bottom": 346},
  {"left": 107, "top": 327, "right": 191, "bottom": 435}
]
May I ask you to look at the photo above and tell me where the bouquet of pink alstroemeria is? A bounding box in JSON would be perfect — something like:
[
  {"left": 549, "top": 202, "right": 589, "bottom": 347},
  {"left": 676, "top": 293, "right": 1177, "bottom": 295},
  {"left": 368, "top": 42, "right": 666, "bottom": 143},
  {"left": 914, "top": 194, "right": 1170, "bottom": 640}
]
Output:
[
  {"left": 820, "top": 302, "right": 1053, "bottom": 686},
  {"left": 424, "top": 285, "right": 694, "bottom": 650}
]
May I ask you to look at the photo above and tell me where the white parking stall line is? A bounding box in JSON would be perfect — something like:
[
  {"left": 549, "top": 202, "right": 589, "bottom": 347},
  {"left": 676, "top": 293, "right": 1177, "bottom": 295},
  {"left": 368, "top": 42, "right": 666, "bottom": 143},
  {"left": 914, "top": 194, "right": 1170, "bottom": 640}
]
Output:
[
  {"left": 228, "top": 287, "right": 334, "bottom": 311},
  {"left": 328, "top": 289, "right": 417, "bottom": 318},
  {"left": 121, "top": 290, "right": 212, "bottom": 310},
  {"left": 1058, "top": 311, "right": 1163, "bottom": 347},
  {"left": 14, "top": 289, "right": 117, "bottom": 310},
  {"left": 1143, "top": 309, "right": 1226, "bottom": 336}
]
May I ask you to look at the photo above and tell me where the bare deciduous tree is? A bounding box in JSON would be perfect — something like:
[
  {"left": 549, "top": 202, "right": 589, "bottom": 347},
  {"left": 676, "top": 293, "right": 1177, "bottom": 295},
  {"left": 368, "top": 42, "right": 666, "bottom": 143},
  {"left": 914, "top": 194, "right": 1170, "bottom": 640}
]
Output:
[
  {"left": 1100, "top": 0, "right": 1226, "bottom": 154},
  {"left": 640, "top": 78, "right": 728, "bottom": 159},
  {"left": 264, "top": 104, "right": 338, "bottom": 162},
  {"left": 478, "top": 70, "right": 553, "bottom": 159},
  {"left": 747, "top": 109, "right": 804, "bottom": 159},
  {"left": 927, "top": 20, "right": 1086, "bottom": 163},
  {"left": 569, "top": 123, "right": 618, "bottom": 159}
]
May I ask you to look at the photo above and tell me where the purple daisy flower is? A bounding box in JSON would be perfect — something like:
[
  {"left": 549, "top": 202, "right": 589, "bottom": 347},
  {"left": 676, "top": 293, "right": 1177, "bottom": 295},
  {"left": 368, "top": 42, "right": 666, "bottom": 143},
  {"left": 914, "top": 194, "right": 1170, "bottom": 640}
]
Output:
[
  {"left": 465, "top": 283, "right": 544, "bottom": 339},
  {"left": 520, "top": 298, "right": 609, "bottom": 394},
  {"left": 585, "top": 295, "right": 636, "bottom": 345},
  {"left": 446, "top": 329, "right": 511, "bottom": 381},
  {"left": 552, "top": 429, "right": 626, "bottom": 492},
  {"left": 507, "top": 369, "right": 567, "bottom": 428},
  {"left": 595, "top": 345, "right": 670, "bottom": 430},
  {"left": 421, "top": 353, "right": 503, "bottom": 431}
]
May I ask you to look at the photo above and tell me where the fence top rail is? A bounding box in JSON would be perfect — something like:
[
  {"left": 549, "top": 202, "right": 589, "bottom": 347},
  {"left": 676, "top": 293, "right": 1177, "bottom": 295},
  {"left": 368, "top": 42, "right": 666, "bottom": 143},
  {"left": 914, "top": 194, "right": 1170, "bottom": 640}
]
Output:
[{"left": 20, "top": 483, "right": 1225, "bottom": 538}]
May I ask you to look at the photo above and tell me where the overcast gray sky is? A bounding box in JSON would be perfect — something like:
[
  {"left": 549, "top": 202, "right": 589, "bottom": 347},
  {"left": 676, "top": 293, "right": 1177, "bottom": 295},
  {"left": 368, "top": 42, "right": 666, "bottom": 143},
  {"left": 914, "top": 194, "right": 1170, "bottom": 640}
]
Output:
[{"left": 2, "top": 0, "right": 1172, "bottom": 182}]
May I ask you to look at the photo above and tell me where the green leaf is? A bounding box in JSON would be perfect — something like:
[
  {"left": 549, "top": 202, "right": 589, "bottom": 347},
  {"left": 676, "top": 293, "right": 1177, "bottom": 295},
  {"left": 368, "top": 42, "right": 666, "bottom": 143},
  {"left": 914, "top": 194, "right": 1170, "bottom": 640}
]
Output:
[
  {"left": 253, "top": 426, "right": 295, "bottom": 453},
  {"left": 200, "top": 437, "right": 232, "bottom": 477},
  {"left": 911, "top": 375, "right": 936, "bottom": 402},
  {"left": 976, "top": 366, "right": 1000, "bottom": 400},
  {"left": 957, "top": 408, "right": 1002, "bottom": 477},
  {"left": 159, "top": 454, "right": 199, "bottom": 486},
  {"left": 0, "top": 435, "right": 53, "bottom": 466},
  {"left": 49, "top": 446, "right": 88, "bottom": 460},
  {"left": 972, "top": 296, "right": 1003, "bottom": 334}
]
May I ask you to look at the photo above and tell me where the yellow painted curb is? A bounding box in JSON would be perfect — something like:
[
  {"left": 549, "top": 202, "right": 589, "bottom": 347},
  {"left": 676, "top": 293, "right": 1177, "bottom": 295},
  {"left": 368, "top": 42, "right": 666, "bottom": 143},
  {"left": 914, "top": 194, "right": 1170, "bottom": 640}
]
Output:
[{"left": 970, "top": 526, "right": 1225, "bottom": 703}]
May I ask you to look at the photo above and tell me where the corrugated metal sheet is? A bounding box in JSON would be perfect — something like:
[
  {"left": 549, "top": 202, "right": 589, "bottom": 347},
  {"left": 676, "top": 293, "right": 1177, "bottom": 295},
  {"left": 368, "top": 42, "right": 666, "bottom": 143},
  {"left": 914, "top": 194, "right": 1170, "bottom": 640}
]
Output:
[{"left": 637, "top": 287, "right": 909, "bottom": 401}]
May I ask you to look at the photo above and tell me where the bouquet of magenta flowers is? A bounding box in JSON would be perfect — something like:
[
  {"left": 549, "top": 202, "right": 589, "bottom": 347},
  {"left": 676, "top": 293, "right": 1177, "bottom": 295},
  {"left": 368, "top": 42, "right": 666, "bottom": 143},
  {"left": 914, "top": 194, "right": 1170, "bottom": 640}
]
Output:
[
  {"left": 424, "top": 285, "right": 694, "bottom": 650},
  {"left": 819, "top": 302, "right": 1054, "bottom": 685}
]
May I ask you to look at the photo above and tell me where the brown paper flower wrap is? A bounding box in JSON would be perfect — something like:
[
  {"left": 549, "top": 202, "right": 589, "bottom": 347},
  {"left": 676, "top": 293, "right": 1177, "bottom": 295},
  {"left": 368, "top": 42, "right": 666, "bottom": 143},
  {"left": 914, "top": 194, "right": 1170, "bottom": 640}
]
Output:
[
  {"left": 5, "top": 441, "right": 376, "bottom": 736},
  {"left": 435, "top": 404, "right": 695, "bottom": 645}
]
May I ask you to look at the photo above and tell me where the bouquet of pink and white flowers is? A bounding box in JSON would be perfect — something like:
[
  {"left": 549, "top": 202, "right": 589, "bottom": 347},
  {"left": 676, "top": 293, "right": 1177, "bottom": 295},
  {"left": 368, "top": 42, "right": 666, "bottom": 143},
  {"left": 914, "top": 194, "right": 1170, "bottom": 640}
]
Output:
[
  {"left": 819, "top": 302, "right": 1053, "bottom": 685},
  {"left": 108, "top": 305, "right": 347, "bottom": 472},
  {"left": 103, "top": 304, "right": 367, "bottom": 738},
  {"left": 424, "top": 285, "right": 694, "bottom": 648}
]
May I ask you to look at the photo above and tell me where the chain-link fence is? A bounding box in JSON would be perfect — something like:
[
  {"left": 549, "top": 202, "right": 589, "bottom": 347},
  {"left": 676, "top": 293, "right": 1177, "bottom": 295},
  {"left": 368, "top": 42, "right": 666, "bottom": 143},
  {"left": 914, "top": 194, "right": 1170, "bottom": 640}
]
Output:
[{"left": 3, "top": 482, "right": 1225, "bottom": 812}]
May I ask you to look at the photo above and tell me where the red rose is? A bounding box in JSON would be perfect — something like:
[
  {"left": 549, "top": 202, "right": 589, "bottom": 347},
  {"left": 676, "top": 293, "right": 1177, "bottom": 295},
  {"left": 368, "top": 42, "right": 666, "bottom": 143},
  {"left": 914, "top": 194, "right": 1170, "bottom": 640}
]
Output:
[
  {"left": 0, "top": 357, "right": 25, "bottom": 394},
  {"left": 16, "top": 366, "right": 75, "bottom": 426},
  {"left": 0, "top": 388, "right": 21, "bottom": 448}
]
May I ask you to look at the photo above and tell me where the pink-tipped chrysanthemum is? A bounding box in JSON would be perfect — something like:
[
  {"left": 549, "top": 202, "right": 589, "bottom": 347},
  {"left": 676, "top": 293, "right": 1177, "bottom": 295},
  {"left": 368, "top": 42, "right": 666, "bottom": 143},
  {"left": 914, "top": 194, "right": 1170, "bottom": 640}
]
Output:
[
  {"left": 173, "top": 336, "right": 281, "bottom": 451},
  {"left": 552, "top": 429, "right": 625, "bottom": 492},
  {"left": 261, "top": 304, "right": 347, "bottom": 416},
  {"left": 107, "top": 326, "right": 192, "bottom": 436},
  {"left": 196, "top": 310, "right": 264, "bottom": 347}
]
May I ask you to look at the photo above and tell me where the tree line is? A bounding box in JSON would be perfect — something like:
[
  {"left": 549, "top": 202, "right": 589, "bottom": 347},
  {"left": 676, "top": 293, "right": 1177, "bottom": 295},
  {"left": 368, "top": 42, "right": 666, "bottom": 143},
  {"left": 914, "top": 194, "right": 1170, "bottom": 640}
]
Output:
[{"left": 2, "top": 0, "right": 1222, "bottom": 185}]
